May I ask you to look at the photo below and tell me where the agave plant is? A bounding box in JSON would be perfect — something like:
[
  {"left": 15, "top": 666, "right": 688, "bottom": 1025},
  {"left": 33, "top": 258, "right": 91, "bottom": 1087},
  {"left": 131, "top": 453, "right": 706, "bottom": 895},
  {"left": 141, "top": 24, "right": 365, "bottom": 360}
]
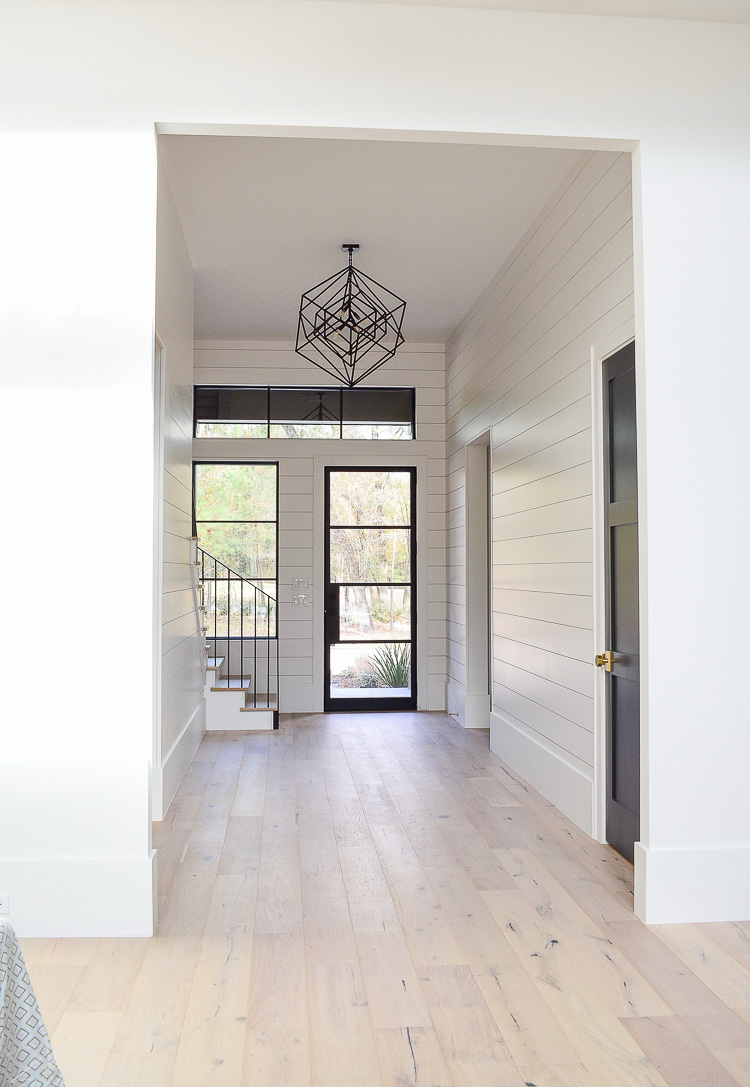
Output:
[{"left": 370, "top": 643, "right": 411, "bottom": 689}]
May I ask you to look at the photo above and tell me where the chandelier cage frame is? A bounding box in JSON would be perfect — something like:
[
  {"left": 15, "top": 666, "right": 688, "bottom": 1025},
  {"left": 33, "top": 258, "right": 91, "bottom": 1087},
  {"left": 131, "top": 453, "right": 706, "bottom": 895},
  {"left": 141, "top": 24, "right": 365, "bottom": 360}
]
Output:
[{"left": 295, "top": 245, "right": 407, "bottom": 388}]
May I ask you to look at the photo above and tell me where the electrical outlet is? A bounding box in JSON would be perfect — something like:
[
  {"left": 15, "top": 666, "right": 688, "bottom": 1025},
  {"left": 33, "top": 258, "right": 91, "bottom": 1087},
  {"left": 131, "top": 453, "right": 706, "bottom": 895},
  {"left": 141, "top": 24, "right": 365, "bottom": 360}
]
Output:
[{"left": 0, "top": 894, "right": 9, "bottom": 915}]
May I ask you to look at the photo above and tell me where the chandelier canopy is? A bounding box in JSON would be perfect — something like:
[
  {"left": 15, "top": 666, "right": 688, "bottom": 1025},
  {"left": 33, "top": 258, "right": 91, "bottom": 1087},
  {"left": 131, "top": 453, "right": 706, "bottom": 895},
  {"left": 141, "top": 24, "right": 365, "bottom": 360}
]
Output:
[{"left": 295, "top": 244, "right": 407, "bottom": 388}]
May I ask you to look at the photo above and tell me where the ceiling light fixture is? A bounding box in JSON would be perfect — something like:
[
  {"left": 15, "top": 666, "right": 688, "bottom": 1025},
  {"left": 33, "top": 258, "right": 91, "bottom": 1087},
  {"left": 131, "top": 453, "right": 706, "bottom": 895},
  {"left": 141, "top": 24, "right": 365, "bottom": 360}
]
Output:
[{"left": 295, "top": 244, "right": 407, "bottom": 387}]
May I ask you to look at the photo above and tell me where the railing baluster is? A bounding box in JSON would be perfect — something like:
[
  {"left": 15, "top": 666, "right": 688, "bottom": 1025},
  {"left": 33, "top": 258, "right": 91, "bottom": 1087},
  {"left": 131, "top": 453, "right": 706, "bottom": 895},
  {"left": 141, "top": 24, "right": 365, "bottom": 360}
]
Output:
[
  {"left": 253, "top": 586, "right": 257, "bottom": 708},
  {"left": 240, "top": 576, "right": 244, "bottom": 692},
  {"left": 226, "top": 562, "right": 230, "bottom": 688}
]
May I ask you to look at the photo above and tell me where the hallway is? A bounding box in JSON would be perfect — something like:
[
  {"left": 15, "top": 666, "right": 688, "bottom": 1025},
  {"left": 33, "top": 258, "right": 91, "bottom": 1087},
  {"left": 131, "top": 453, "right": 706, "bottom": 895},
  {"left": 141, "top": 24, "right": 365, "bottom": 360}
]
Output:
[{"left": 22, "top": 714, "right": 750, "bottom": 1086}]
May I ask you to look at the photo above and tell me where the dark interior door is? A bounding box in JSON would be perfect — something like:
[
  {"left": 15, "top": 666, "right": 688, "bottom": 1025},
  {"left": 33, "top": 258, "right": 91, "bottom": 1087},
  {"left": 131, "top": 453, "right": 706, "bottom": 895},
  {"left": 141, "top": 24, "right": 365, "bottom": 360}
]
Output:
[
  {"left": 324, "top": 467, "right": 416, "bottom": 712},
  {"left": 602, "top": 341, "right": 640, "bottom": 862}
]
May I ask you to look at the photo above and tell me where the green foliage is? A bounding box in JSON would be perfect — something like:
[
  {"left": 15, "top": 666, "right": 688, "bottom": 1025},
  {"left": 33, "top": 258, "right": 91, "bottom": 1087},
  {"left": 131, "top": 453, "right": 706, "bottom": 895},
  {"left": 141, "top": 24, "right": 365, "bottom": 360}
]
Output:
[
  {"left": 369, "top": 643, "right": 411, "bottom": 689},
  {"left": 195, "top": 423, "right": 268, "bottom": 439},
  {"left": 195, "top": 463, "right": 276, "bottom": 521},
  {"left": 195, "top": 463, "right": 277, "bottom": 581},
  {"left": 329, "top": 469, "right": 410, "bottom": 528},
  {"left": 198, "top": 522, "right": 275, "bottom": 580},
  {"left": 195, "top": 422, "right": 411, "bottom": 441},
  {"left": 329, "top": 471, "right": 412, "bottom": 586}
]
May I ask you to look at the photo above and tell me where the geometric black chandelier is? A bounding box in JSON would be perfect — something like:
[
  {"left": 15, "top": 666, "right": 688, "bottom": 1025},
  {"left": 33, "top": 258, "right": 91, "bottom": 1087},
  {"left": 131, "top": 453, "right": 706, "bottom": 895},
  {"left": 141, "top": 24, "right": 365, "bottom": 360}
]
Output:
[{"left": 295, "top": 244, "right": 407, "bottom": 387}]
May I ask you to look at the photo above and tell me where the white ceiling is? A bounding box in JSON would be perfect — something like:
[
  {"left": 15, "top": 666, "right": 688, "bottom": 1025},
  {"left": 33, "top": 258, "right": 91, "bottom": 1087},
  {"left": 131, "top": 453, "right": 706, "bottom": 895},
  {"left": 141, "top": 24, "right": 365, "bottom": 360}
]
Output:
[
  {"left": 159, "top": 136, "right": 583, "bottom": 344},
  {"left": 296, "top": 0, "right": 750, "bottom": 23}
]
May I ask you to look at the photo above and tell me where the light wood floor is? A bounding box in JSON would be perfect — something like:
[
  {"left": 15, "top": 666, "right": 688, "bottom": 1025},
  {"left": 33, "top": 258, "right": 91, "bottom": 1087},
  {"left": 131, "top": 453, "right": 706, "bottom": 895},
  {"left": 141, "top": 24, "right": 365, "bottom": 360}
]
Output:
[{"left": 21, "top": 712, "right": 750, "bottom": 1086}]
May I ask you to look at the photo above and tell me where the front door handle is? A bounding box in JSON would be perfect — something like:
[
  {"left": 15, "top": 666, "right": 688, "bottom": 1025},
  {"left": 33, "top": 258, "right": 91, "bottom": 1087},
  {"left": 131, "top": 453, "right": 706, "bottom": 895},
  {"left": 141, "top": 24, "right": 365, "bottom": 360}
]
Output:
[
  {"left": 595, "top": 650, "right": 615, "bottom": 672},
  {"left": 325, "top": 584, "right": 340, "bottom": 644}
]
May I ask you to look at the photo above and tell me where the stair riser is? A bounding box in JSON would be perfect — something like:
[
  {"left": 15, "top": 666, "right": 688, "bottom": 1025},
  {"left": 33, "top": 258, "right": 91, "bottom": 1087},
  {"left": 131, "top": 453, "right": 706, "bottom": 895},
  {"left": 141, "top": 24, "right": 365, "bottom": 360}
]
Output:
[
  {"left": 205, "top": 693, "right": 274, "bottom": 730},
  {"left": 210, "top": 709, "right": 275, "bottom": 732},
  {"left": 205, "top": 688, "right": 248, "bottom": 729}
]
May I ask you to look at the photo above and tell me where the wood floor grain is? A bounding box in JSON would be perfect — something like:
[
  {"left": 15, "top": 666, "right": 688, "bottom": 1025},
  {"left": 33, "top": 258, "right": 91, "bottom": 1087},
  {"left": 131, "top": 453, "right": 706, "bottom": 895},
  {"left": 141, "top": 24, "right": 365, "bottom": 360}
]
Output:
[{"left": 21, "top": 712, "right": 750, "bottom": 1086}]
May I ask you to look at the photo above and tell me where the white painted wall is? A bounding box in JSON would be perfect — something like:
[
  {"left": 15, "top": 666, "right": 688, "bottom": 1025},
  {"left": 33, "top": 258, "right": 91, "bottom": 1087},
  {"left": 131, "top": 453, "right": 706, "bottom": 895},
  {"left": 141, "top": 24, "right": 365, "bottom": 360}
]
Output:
[
  {"left": 0, "top": 135, "right": 157, "bottom": 936},
  {"left": 154, "top": 165, "right": 205, "bottom": 819},
  {"left": 2, "top": 1, "right": 749, "bottom": 926},
  {"left": 446, "top": 150, "right": 633, "bottom": 834},
  {"left": 193, "top": 341, "right": 447, "bottom": 712}
]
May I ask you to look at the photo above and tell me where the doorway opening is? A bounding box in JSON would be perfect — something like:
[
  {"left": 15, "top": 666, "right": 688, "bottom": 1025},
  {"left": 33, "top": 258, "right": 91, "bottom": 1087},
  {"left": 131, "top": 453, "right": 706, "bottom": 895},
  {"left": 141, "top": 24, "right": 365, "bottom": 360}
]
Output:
[
  {"left": 155, "top": 124, "right": 640, "bottom": 897},
  {"left": 324, "top": 467, "right": 417, "bottom": 711}
]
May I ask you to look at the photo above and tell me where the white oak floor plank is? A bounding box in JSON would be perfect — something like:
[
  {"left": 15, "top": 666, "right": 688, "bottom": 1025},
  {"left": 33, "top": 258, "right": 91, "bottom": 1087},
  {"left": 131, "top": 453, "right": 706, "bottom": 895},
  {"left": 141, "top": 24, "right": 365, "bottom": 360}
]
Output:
[
  {"left": 243, "top": 932, "right": 311, "bottom": 1087},
  {"left": 621, "top": 1015, "right": 744, "bottom": 1087},
  {"left": 170, "top": 935, "right": 253, "bottom": 1086},
  {"left": 52, "top": 1012, "right": 123, "bottom": 1087},
  {"left": 374, "top": 1024, "right": 454, "bottom": 1086}
]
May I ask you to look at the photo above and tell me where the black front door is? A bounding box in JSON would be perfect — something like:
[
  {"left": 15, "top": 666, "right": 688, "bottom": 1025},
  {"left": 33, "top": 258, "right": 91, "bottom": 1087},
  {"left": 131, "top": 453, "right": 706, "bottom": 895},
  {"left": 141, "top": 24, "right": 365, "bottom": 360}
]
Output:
[
  {"left": 324, "top": 467, "right": 417, "bottom": 712},
  {"left": 601, "top": 342, "right": 640, "bottom": 862}
]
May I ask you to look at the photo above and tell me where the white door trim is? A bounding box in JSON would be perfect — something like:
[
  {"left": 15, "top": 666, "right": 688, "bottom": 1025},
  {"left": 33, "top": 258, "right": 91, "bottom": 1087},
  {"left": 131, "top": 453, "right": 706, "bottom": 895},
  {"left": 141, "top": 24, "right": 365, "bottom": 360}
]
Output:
[
  {"left": 152, "top": 335, "right": 166, "bottom": 783},
  {"left": 463, "top": 433, "right": 491, "bottom": 728},
  {"left": 590, "top": 318, "right": 635, "bottom": 843}
]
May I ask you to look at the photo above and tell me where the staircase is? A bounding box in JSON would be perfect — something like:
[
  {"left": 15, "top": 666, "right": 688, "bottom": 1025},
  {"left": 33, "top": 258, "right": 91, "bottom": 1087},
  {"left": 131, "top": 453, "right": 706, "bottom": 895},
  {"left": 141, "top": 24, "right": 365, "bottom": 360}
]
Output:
[{"left": 191, "top": 539, "right": 279, "bottom": 731}]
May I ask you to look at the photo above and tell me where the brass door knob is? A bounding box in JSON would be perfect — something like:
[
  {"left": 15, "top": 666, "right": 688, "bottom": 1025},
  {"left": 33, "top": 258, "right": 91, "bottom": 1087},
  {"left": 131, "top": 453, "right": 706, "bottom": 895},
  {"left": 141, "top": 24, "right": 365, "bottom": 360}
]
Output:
[{"left": 595, "top": 650, "right": 614, "bottom": 672}]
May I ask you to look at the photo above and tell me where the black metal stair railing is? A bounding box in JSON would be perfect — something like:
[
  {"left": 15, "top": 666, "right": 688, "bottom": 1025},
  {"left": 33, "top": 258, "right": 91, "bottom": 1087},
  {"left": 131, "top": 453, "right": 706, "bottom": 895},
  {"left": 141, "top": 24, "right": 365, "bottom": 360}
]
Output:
[{"left": 197, "top": 546, "right": 278, "bottom": 717}]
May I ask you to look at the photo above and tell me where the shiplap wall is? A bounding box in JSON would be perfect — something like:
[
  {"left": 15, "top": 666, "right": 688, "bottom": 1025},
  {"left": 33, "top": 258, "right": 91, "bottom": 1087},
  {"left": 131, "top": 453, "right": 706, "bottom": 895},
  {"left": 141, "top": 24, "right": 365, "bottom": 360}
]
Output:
[
  {"left": 445, "top": 150, "right": 634, "bottom": 832},
  {"left": 155, "top": 166, "right": 204, "bottom": 816},
  {"left": 193, "top": 342, "right": 446, "bottom": 712}
]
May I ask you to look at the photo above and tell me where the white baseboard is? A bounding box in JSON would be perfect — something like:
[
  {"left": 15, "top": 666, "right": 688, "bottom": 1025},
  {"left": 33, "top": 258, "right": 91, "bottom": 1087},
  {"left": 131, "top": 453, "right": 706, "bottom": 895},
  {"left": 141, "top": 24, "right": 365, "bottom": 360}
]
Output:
[
  {"left": 2, "top": 850, "right": 157, "bottom": 937},
  {"left": 635, "top": 842, "right": 750, "bottom": 924},
  {"left": 489, "top": 709, "right": 594, "bottom": 835},
  {"left": 446, "top": 682, "right": 490, "bottom": 729},
  {"left": 154, "top": 699, "right": 205, "bottom": 820},
  {"left": 446, "top": 680, "right": 465, "bottom": 725}
]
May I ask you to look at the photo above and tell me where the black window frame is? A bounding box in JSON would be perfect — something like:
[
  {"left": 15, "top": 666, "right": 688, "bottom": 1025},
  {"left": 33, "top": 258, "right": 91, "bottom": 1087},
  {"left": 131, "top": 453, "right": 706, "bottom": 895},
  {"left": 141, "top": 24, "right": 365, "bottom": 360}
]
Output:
[{"left": 192, "top": 460, "right": 279, "bottom": 640}]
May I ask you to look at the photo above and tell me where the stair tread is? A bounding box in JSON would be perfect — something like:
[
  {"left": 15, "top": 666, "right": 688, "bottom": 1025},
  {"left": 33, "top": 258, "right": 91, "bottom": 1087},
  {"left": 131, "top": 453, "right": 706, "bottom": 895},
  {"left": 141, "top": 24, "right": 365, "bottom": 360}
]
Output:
[{"left": 206, "top": 657, "right": 225, "bottom": 670}]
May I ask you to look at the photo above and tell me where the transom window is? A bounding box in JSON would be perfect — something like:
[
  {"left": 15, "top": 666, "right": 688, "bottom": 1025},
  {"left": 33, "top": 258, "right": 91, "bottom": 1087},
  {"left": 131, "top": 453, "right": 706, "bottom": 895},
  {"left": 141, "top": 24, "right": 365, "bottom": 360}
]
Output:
[{"left": 194, "top": 385, "right": 415, "bottom": 440}]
